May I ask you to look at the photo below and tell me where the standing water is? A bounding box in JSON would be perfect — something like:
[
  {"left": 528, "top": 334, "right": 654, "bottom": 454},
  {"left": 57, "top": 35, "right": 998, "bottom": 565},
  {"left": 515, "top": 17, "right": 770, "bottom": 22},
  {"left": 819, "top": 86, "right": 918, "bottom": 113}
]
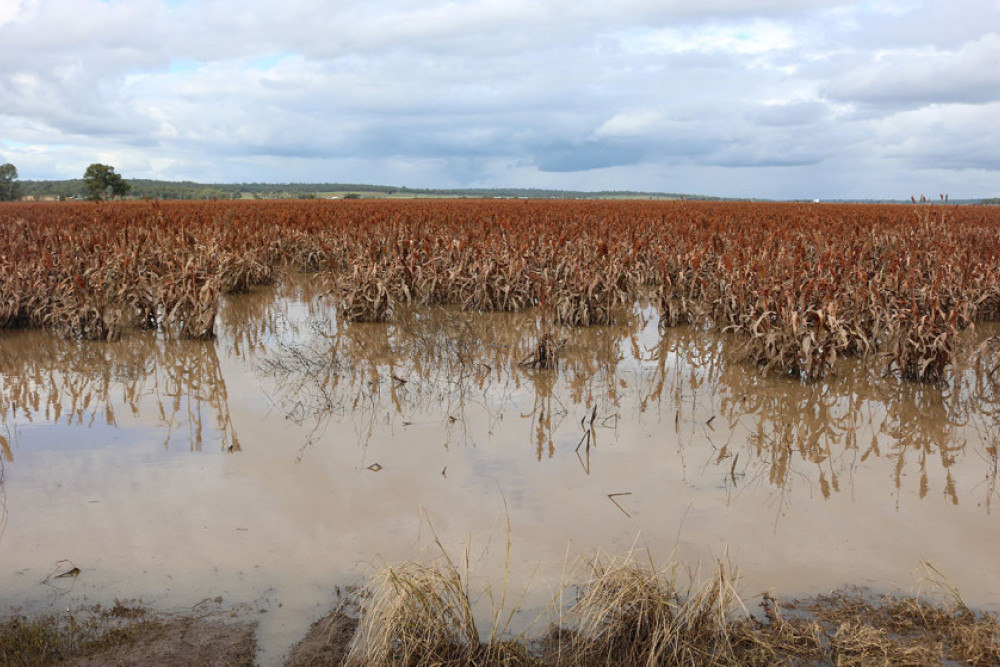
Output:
[{"left": 2, "top": 274, "right": 999, "bottom": 664}]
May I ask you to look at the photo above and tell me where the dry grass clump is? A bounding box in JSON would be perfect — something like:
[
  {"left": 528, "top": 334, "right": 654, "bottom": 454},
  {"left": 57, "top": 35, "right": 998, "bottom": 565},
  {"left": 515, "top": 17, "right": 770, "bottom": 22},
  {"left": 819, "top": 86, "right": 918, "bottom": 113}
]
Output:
[
  {"left": 555, "top": 558, "right": 678, "bottom": 665},
  {"left": 548, "top": 558, "right": 1000, "bottom": 666},
  {"left": 347, "top": 560, "right": 478, "bottom": 666},
  {"left": 555, "top": 557, "right": 753, "bottom": 666},
  {"left": 346, "top": 559, "right": 541, "bottom": 667}
]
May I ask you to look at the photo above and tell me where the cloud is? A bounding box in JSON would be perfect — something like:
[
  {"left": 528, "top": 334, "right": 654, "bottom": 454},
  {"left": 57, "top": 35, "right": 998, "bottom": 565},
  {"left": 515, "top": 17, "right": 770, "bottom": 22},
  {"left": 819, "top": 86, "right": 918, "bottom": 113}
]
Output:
[
  {"left": 0, "top": 0, "right": 998, "bottom": 198},
  {"left": 0, "top": 0, "right": 23, "bottom": 27},
  {"left": 871, "top": 101, "right": 1000, "bottom": 171},
  {"left": 823, "top": 33, "right": 1000, "bottom": 107},
  {"left": 530, "top": 141, "right": 646, "bottom": 172},
  {"left": 627, "top": 20, "right": 797, "bottom": 56},
  {"left": 750, "top": 101, "right": 830, "bottom": 127},
  {"left": 592, "top": 110, "right": 669, "bottom": 138}
]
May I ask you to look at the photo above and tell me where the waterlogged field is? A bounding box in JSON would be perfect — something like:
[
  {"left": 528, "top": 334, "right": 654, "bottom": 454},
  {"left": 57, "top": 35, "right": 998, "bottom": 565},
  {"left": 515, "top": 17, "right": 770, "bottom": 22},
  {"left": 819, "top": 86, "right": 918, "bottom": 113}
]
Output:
[{"left": 2, "top": 199, "right": 1000, "bottom": 663}]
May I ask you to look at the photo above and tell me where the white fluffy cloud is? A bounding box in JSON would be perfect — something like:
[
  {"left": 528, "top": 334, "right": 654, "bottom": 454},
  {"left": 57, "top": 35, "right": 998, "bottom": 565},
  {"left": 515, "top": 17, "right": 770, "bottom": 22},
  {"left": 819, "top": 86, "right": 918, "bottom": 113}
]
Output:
[{"left": 0, "top": 0, "right": 998, "bottom": 198}]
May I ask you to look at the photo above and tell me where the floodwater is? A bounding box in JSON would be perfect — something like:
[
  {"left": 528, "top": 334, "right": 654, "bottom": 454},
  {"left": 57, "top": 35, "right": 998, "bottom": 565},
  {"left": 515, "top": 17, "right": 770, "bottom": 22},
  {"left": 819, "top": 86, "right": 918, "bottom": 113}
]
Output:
[{"left": 2, "top": 274, "right": 1000, "bottom": 664}]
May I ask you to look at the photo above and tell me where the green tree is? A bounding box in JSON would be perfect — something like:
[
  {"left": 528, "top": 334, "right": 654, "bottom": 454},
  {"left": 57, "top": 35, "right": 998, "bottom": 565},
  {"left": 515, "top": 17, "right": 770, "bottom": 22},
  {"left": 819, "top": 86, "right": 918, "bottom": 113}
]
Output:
[
  {"left": 0, "top": 163, "right": 20, "bottom": 202},
  {"left": 83, "top": 163, "right": 131, "bottom": 201}
]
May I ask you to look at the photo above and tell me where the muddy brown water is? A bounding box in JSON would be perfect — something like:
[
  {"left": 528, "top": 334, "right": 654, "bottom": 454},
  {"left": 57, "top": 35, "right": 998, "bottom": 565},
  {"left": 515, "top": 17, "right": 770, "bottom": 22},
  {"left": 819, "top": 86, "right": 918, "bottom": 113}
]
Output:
[{"left": 2, "top": 274, "right": 1000, "bottom": 665}]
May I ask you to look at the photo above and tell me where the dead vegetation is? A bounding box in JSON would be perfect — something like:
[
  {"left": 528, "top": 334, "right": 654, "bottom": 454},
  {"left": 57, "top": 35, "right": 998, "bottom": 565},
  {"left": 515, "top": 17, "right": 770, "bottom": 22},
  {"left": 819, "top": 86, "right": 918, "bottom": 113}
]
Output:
[
  {"left": 345, "top": 560, "right": 540, "bottom": 667},
  {"left": 346, "top": 560, "right": 479, "bottom": 666},
  {"left": 553, "top": 556, "right": 742, "bottom": 666},
  {"left": 562, "top": 561, "right": 1000, "bottom": 665},
  {"left": 3, "top": 560, "right": 998, "bottom": 665},
  {"left": 2, "top": 199, "right": 999, "bottom": 381},
  {"left": 290, "top": 554, "right": 1000, "bottom": 667}
]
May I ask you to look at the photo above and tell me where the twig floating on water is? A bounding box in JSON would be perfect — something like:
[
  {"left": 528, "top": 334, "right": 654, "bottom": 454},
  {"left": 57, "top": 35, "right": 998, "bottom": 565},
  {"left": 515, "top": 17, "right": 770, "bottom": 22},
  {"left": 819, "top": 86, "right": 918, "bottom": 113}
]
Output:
[{"left": 607, "top": 492, "right": 632, "bottom": 518}]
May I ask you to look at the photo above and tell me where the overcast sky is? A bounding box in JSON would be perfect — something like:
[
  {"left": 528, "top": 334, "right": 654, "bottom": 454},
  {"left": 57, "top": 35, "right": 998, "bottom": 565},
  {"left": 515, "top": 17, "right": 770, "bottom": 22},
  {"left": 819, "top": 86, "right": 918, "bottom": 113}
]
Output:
[{"left": 1, "top": 0, "right": 998, "bottom": 198}]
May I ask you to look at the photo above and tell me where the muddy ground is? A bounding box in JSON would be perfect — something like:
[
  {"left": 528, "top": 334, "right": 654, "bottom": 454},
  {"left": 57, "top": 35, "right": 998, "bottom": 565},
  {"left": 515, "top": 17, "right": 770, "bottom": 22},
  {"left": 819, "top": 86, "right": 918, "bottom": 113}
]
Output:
[
  {"left": 0, "top": 605, "right": 260, "bottom": 667},
  {"left": 0, "top": 600, "right": 352, "bottom": 667},
  {"left": 3, "top": 589, "right": 999, "bottom": 666},
  {"left": 64, "top": 616, "right": 259, "bottom": 667}
]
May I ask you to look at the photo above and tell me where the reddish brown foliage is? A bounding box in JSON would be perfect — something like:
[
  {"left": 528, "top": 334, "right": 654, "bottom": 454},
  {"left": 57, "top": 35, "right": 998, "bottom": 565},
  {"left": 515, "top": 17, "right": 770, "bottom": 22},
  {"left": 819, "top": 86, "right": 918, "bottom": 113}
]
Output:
[{"left": 1, "top": 199, "right": 997, "bottom": 381}]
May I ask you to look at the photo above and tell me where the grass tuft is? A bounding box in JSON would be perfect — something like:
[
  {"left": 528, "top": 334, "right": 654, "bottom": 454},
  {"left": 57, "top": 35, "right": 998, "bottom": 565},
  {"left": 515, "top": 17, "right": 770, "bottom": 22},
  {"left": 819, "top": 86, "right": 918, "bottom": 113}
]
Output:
[
  {"left": 555, "top": 556, "right": 750, "bottom": 666},
  {"left": 346, "top": 560, "right": 479, "bottom": 666}
]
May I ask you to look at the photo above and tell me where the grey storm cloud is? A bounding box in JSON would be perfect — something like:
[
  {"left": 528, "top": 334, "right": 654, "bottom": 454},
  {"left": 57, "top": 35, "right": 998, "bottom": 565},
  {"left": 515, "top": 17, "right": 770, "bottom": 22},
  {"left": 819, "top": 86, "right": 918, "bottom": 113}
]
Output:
[
  {"left": 531, "top": 141, "right": 647, "bottom": 173},
  {"left": 1, "top": 0, "right": 999, "bottom": 199}
]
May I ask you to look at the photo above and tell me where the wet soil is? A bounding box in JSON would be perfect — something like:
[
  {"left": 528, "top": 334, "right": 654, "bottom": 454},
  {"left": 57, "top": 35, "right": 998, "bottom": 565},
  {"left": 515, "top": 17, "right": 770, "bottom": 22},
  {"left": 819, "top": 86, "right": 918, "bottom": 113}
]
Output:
[
  {"left": 65, "top": 616, "right": 257, "bottom": 667},
  {"left": 6, "top": 586, "right": 997, "bottom": 666},
  {"left": 282, "top": 611, "right": 356, "bottom": 667}
]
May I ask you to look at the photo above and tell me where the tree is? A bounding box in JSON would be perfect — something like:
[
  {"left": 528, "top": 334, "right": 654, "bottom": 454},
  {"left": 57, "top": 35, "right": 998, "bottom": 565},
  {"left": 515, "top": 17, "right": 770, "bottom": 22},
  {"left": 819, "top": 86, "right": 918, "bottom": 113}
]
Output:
[
  {"left": 83, "top": 163, "right": 131, "bottom": 201},
  {"left": 0, "top": 163, "right": 20, "bottom": 202}
]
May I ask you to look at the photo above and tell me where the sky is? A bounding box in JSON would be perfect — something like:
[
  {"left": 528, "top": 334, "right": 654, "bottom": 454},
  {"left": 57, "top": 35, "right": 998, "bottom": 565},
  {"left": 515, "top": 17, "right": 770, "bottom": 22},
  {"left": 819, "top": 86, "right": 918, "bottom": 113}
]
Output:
[{"left": 0, "top": 0, "right": 998, "bottom": 199}]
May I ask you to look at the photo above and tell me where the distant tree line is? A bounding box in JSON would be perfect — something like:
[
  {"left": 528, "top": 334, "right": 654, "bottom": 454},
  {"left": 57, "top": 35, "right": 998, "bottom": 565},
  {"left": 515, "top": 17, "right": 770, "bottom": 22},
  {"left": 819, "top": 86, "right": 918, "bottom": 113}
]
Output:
[
  {"left": 18, "top": 178, "right": 228, "bottom": 200},
  {"left": 14, "top": 178, "right": 717, "bottom": 201},
  {"left": 7, "top": 166, "right": 997, "bottom": 203}
]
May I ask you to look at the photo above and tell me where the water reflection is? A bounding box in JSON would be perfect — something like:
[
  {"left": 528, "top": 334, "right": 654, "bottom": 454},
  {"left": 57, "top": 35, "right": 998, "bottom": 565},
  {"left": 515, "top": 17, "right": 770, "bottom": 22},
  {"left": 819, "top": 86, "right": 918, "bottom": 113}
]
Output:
[
  {"left": 217, "top": 272, "right": 328, "bottom": 359},
  {"left": 0, "top": 274, "right": 333, "bottom": 455},
  {"left": 6, "top": 273, "right": 1000, "bottom": 665},
  {"left": 2, "top": 271, "right": 999, "bottom": 513},
  {"left": 0, "top": 331, "right": 239, "bottom": 455},
  {"left": 708, "top": 342, "right": 1000, "bottom": 512},
  {"left": 258, "top": 283, "right": 1000, "bottom": 513}
]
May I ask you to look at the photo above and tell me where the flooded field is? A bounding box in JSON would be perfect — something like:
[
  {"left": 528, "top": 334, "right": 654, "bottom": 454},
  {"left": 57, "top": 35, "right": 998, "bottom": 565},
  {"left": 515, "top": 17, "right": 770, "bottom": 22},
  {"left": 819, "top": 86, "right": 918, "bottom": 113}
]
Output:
[{"left": 3, "top": 273, "right": 1000, "bottom": 664}]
